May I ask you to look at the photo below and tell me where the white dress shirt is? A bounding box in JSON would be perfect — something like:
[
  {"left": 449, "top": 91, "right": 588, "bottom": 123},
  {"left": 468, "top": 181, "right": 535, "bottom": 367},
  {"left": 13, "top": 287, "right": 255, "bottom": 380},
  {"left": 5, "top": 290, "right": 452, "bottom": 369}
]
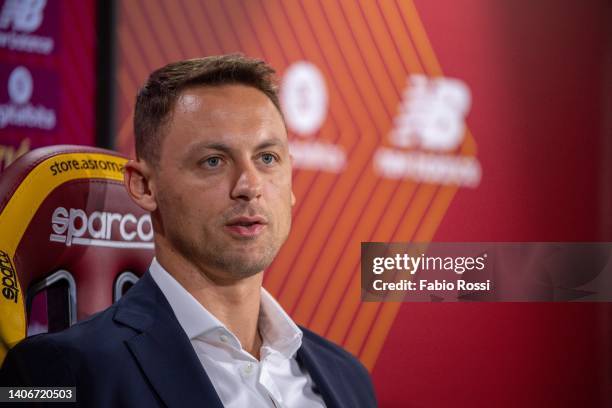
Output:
[{"left": 149, "top": 258, "right": 326, "bottom": 408}]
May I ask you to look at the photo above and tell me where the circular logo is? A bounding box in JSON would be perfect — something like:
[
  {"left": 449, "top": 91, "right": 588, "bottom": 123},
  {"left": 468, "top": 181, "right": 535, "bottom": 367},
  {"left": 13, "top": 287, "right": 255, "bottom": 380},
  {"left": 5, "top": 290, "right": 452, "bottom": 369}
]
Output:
[
  {"left": 280, "top": 61, "right": 328, "bottom": 136},
  {"left": 8, "top": 66, "right": 33, "bottom": 105}
]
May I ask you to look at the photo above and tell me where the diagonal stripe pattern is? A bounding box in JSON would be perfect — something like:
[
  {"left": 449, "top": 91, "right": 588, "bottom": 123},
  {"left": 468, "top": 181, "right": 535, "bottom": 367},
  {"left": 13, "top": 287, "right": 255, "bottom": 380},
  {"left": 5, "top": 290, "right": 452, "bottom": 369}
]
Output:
[{"left": 114, "top": 0, "right": 478, "bottom": 371}]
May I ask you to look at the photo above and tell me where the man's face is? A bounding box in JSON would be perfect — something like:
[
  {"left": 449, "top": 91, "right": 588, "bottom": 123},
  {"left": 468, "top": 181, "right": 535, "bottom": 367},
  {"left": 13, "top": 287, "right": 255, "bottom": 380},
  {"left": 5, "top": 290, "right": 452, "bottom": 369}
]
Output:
[{"left": 151, "top": 84, "right": 294, "bottom": 281}]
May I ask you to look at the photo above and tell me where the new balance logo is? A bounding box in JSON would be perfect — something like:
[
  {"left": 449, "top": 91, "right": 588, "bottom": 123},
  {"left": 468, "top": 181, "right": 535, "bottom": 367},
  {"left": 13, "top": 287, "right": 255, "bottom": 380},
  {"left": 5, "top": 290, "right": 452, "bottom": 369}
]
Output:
[
  {"left": 389, "top": 74, "right": 471, "bottom": 151},
  {"left": 0, "top": 0, "right": 46, "bottom": 33}
]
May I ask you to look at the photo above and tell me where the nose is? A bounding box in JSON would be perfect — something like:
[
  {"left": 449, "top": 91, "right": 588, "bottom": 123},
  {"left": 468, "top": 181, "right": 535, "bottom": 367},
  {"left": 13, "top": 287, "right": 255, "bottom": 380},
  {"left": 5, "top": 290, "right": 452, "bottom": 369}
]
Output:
[{"left": 230, "top": 161, "right": 262, "bottom": 201}]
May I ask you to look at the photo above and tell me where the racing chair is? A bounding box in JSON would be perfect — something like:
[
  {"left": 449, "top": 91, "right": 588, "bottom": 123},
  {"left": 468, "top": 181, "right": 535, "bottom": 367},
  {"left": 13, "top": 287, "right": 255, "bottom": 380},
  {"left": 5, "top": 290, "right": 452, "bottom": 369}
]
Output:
[{"left": 0, "top": 145, "right": 154, "bottom": 363}]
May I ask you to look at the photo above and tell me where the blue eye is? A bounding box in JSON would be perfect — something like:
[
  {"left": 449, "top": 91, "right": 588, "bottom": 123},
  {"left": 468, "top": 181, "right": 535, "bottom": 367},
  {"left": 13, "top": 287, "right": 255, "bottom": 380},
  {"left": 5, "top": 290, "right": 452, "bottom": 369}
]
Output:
[
  {"left": 261, "top": 153, "right": 276, "bottom": 165},
  {"left": 204, "top": 157, "right": 221, "bottom": 167}
]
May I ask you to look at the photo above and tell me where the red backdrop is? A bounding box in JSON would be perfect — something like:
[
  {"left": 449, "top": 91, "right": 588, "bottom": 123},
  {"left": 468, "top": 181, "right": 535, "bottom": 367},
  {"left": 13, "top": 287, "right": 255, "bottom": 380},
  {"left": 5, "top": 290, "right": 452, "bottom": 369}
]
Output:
[
  {"left": 112, "top": 1, "right": 612, "bottom": 406},
  {"left": 0, "top": 0, "right": 97, "bottom": 171}
]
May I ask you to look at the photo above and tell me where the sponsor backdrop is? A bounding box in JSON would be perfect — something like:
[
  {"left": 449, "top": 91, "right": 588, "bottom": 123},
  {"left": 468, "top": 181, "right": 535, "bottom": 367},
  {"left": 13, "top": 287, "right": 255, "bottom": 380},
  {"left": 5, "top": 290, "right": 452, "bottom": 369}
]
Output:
[
  {"left": 112, "top": 0, "right": 612, "bottom": 406},
  {"left": 0, "top": 0, "right": 97, "bottom": 172}
]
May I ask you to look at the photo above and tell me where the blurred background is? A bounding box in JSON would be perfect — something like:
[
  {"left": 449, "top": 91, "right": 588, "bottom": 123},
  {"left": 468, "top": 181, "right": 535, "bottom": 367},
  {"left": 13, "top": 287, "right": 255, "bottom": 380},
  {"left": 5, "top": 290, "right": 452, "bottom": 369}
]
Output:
[{"left": 1, "top": 0, "right": 611, "bottom": 406}]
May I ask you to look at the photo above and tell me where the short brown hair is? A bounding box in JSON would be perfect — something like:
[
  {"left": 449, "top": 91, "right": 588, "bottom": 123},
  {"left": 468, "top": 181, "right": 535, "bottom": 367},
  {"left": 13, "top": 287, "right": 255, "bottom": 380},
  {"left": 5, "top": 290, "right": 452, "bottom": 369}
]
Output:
[{"left": 133, "top": 54, "right": 282, "bottom": 164}]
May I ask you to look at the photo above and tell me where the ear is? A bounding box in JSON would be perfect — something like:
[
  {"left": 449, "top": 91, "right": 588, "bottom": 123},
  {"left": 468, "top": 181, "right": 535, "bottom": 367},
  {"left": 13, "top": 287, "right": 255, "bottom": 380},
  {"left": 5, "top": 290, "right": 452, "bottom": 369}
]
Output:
[
  {"left": 124, "top": 159, "right": 157, "bottom": 212},
  {"left": 289, "top": 153, "right": 296, "bottom": 207}
]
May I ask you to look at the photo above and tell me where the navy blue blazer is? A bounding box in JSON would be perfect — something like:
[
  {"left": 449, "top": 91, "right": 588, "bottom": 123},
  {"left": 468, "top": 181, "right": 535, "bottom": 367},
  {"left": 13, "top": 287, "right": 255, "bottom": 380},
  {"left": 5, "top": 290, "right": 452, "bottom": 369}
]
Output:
[{"left": 0, "top": 272, "right": 377, "bottom": 407}]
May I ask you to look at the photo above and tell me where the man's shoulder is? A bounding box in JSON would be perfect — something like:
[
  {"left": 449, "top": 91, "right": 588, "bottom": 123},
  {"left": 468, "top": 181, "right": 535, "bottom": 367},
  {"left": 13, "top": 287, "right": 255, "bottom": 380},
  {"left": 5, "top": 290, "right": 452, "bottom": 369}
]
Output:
[
  {"left": 300, "top": 326, "right": 360, "bottom": 362},
  {"left": 3, "top": 294, "right": 150, "bottom": 364},
  {"left": 6, "top": 304, "right": 125, "bottom": 359},
  {"left": 0, "top": 305, "right": 126, "bottom": 387},
  {"left": 36, "top": 304, "right": 124, "bottom": 345},
  {"left": 299, "top": 325, "right": 371, "bottom": 379},
  {"left": 2, "top": 271, "right": 171, "bottom": 377},
  {"left": 13, "top": 271, "right": 164, "bottom": 357},
  {"left": 298, "top": 326, "right": 377, "bottom": 407}
]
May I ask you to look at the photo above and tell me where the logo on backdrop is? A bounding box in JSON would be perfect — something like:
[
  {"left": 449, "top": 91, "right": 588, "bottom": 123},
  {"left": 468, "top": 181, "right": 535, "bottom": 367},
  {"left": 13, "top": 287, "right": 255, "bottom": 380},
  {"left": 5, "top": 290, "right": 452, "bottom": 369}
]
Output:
[
  {"left": 389, "top": 75, "right": 470, "bottom": 151},
  {"left": 0, "top": 65, "right": 56, "bottom": 130},
  {"left": 0, "top": 0, "right": 55, "bottom": 54},
  {"left": 8, "top": 65, "right": 32, "bottom": 104},
  {"left": 49, "top": 207, "right": 154, "bottom": 249},
  {"left": 281, "top": 61, "right": 346, "bottom": 173},
  {"left": 374, "top": 75, "right": 481, "bottom": 187}
]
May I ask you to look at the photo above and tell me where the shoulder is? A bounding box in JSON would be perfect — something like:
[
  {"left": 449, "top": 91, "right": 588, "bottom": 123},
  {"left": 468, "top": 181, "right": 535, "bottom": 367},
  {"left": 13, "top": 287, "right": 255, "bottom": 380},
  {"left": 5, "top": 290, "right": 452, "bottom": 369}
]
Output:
[
  {"left": 0, "top": 304, "right": 132, "bottom": 386},
  {"left": 27, "top": 303, "right": 127, "bottom": 353},
  {"left": 300, "top": 325, "right": 365, "bottom": 369},
  {"left": 0, "top": 331, "right": 75, "bottom": 386},
  {"left": 299, "top": 326, "right": 377, "bottom": 404}
]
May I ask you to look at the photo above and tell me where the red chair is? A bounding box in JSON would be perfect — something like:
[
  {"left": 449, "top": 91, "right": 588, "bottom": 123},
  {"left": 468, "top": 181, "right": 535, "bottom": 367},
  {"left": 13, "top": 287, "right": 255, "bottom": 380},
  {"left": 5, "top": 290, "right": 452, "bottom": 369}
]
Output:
[{"left": 0, "top": 145, "right": 154, "bottom": 363}]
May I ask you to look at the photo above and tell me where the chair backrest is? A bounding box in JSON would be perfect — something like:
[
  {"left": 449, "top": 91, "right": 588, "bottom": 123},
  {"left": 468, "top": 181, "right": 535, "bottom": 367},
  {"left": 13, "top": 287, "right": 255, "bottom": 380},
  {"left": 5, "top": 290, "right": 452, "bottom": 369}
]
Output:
[{"left": 0, "top": 145, "right": 154, "bottom": 362}]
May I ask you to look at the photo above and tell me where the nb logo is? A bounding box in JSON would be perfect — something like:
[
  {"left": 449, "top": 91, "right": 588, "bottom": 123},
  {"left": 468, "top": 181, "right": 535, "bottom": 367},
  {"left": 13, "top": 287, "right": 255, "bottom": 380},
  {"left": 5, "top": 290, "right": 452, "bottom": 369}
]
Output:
[
  {"left": 0, "top": 0, "right": 46, "bottom": 33},
  {"left": 390, "top": 75, "right": 471, "bottom": 152}
]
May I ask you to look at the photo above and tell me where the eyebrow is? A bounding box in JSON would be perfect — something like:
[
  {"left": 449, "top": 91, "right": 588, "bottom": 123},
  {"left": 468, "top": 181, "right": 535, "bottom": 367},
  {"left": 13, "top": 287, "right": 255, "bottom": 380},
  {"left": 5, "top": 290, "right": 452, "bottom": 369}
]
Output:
[
  {"left": 255, "top": 138, "right": 286, "bottom": 150},
  {"left": 190, "top": 138, "right": 287, "bottom": 155}
]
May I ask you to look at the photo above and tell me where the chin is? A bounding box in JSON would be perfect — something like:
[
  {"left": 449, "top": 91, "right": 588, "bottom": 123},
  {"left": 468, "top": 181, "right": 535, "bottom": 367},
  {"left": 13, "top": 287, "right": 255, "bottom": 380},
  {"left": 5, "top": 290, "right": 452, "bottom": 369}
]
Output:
[{"left": 208, "top": 250, "right": 274, "bottom": 276}]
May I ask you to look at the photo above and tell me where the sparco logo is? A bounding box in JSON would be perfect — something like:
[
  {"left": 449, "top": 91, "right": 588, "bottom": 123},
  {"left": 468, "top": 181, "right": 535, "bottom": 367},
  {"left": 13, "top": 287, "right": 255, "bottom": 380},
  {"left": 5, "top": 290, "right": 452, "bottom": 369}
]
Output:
[
  {"left": 0, "top": 249, "right": 19, "bottom": 303},
  {"left": 49, "top": 207, "right": 154, "bottom": 249}
]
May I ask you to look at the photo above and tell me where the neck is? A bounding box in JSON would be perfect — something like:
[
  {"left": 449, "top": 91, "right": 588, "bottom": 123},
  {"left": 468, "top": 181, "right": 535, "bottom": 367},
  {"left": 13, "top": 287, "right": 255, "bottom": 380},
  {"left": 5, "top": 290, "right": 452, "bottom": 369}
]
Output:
[{"left": 156, "top": 244, "right": 264, "bottom": 359}]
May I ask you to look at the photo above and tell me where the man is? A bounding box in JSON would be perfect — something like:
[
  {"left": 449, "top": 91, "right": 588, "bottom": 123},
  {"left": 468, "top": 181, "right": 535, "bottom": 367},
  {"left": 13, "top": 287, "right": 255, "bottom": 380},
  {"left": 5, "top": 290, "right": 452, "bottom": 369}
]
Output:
[{"left": 0, "top": 55, "right": 377, "bottom": 407}]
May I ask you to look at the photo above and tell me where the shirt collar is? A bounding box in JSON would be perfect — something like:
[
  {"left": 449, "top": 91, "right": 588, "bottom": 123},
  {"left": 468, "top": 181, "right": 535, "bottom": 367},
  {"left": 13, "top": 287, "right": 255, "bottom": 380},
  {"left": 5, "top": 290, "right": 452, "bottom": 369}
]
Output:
[
  {"left": 259, "top": 284, "right": 303, "bottom": 359},
  {"left": 149, "top": 258, "right": 302, "bottom": 358},
  {"left": 149, "top": 258, "right": 223, "bottom": 340}
]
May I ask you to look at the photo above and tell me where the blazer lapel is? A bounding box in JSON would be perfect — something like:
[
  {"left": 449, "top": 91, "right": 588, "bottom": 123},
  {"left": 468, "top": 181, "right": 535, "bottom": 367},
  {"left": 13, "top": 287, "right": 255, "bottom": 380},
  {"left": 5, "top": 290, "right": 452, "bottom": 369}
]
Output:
[
  {"left": 297, "top": 337, "right": 347, "bottom": 408},
  {"left": 114, "top": 272, "right": 224, "bottom": 408}
]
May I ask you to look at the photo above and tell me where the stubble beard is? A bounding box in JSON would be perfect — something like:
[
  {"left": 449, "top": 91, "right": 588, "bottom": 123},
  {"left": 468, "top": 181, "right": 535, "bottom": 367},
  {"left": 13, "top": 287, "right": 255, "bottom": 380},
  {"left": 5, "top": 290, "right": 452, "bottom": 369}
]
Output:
[
  {"left": 200, "top": 237, "right": 278, "bottom": 279},
  {"left": 157, "top": 190, "right": 292, "bottom": 280},
  {"left": 171, "top": 223, "right": 288, "bottom": 281}
]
